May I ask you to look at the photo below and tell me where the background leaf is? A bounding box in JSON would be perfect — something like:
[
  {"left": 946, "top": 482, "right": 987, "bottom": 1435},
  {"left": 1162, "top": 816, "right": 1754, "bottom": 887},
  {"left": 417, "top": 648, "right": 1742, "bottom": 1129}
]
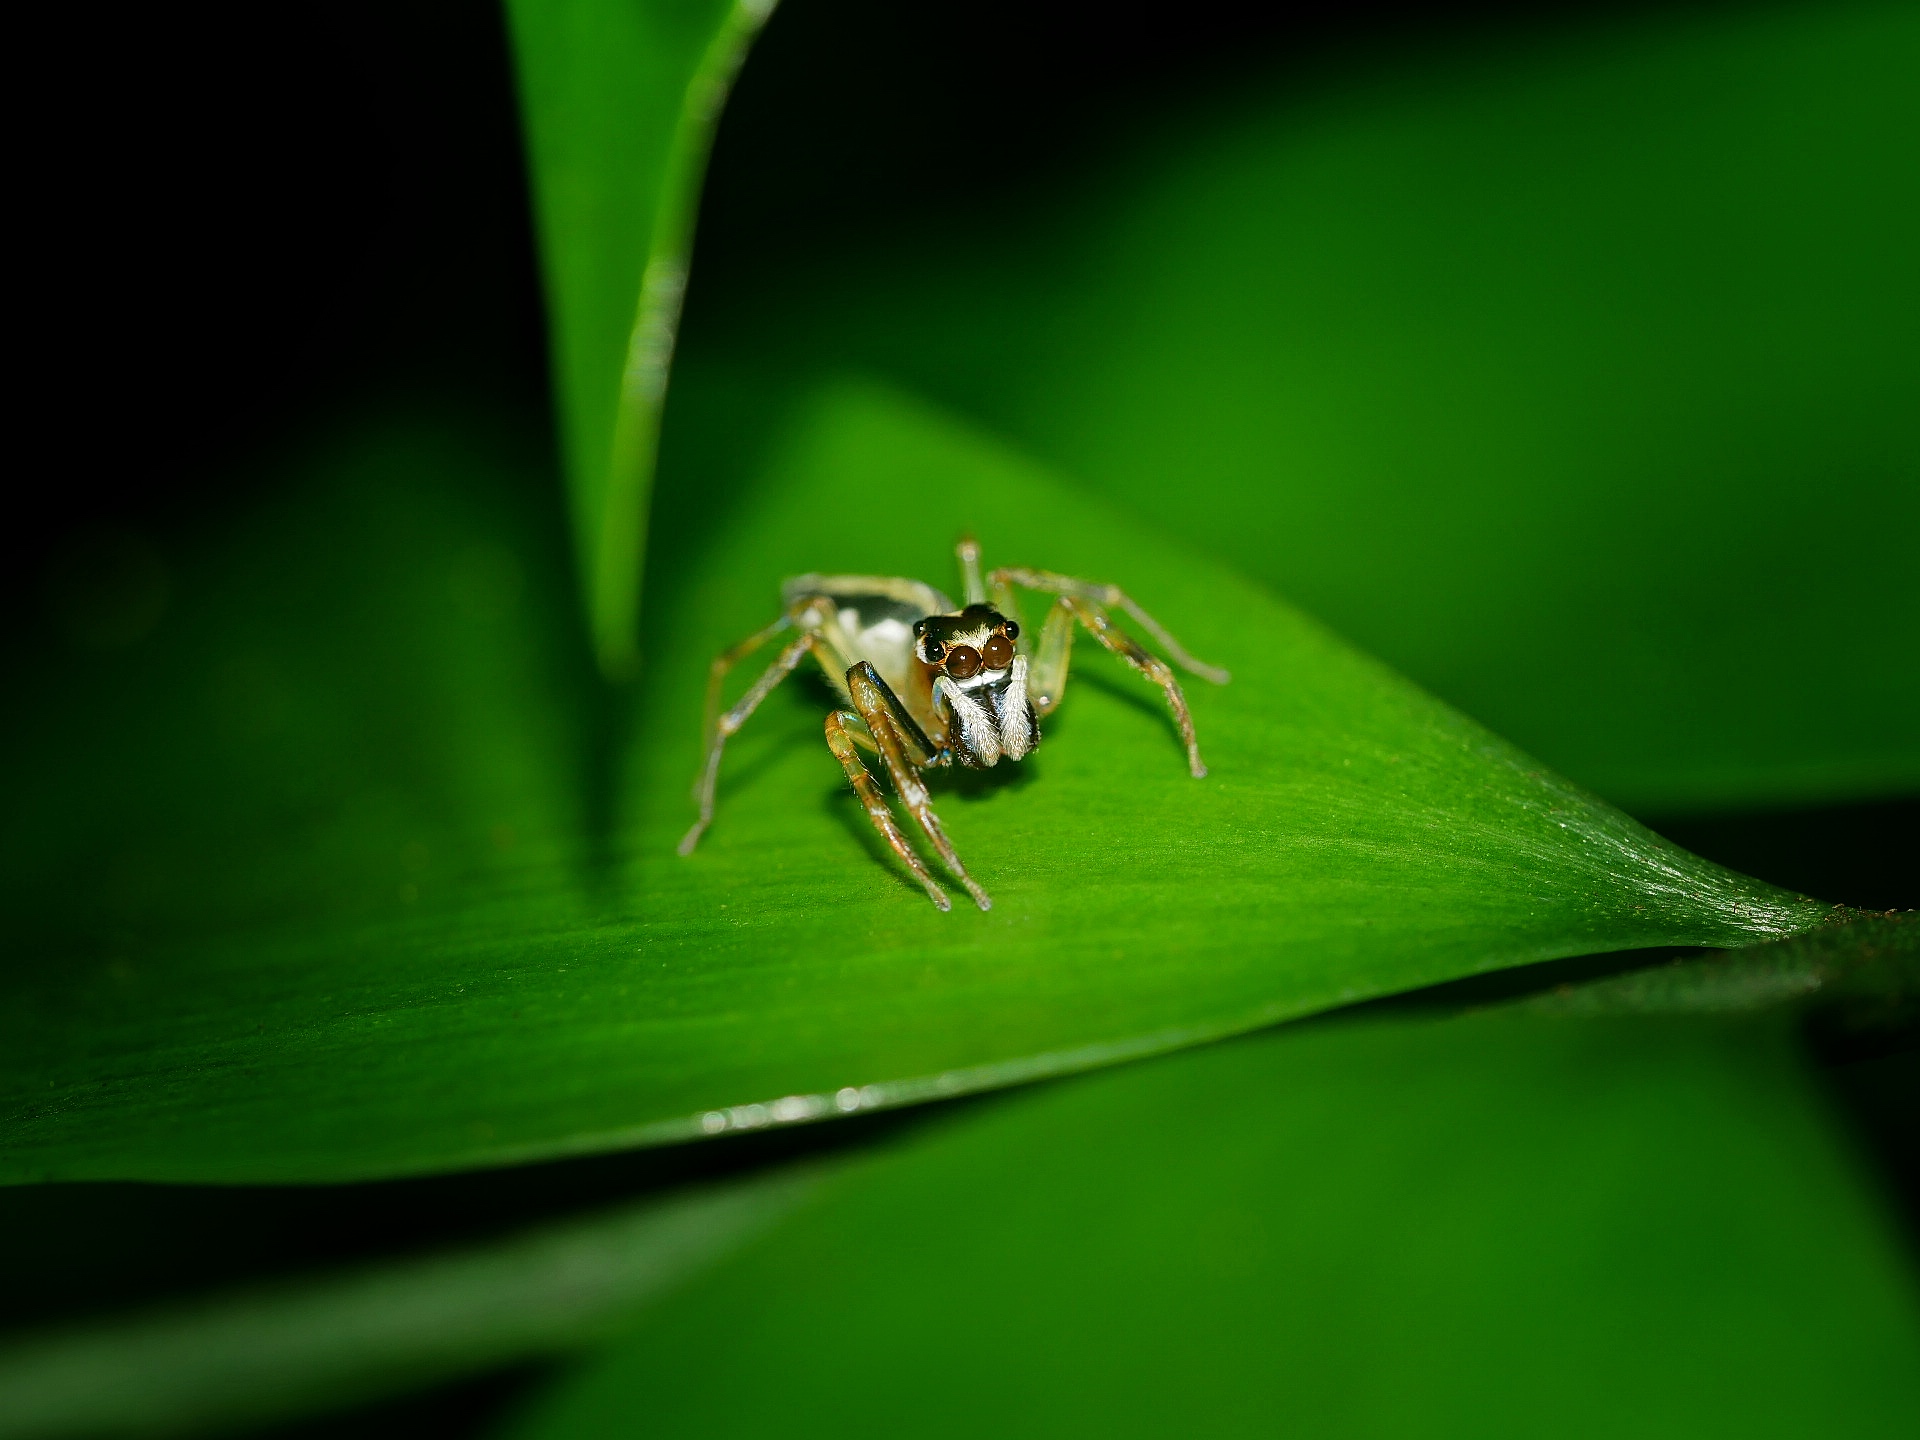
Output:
[
  {"left": 0, "top": 1166, "right": 818, "bottom": 1440},
  {"left": 694, "top": 0, "right": 1920, "bottom": 813},
  {"left": 505, "top": 0, "right": 775, "bottom": 676},
  {"left": 0, "top": 922, "right": 1905, "bottom": 1436},
  {"left": 0, "top": 385, "right": 1825, "bottom": 1185},
  {"left": 506, "top": 1005, "right": 1920, "bottom": 1440}
]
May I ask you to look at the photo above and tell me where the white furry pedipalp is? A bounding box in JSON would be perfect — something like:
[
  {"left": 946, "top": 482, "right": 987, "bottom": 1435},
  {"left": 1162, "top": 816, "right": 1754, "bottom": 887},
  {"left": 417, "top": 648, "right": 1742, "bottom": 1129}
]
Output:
[
  {"left": 993, "top": 655, "right": 1034, "bottom": 759},
  {"left": 934, "top": 675, "right": 1003, "bottom": 766}
]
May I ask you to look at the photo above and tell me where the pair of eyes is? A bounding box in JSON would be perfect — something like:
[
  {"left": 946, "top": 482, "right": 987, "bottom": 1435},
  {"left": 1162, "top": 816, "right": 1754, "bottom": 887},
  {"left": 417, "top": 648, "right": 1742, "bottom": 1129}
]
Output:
[{"left": 923, "top": 625, "right": 1017, "bottom": 678}]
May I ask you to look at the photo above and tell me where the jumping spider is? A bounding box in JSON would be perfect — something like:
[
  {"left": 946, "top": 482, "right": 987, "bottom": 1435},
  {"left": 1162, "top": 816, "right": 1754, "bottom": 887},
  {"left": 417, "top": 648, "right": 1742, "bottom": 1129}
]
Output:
[{"left": 679, "top": 537, "right": 1230, "bottom": 911}]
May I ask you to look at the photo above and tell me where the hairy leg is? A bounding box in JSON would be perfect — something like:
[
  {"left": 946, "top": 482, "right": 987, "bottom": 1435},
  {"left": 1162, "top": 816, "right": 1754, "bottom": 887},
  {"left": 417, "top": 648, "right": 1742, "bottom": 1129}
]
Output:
[
  {"left": 1065, "top": 596, "right": 1208, "bottom": 777},
  {"left": 848, "top": 661, "right": 992, "bottom": 911},
  {"left": 695, "top": 614, "right": 792, "bottom": 774},
  {"left": 678, "top": 631, "right": 828, "bottom": 855},
  {"left": 987, "top": 566, "right": 1230, "bottom": 684},
  {"left": 844, "top": 659, "right": 941, "bottom": 764},
  {"left": 824, "top": 709, "right": 950, "bottom": 911}
]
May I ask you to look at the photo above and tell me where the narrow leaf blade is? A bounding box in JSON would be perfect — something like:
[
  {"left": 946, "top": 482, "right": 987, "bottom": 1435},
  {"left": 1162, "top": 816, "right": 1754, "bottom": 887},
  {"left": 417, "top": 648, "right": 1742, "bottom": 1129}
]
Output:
[
  {"left": 505, "top": 0, "right": 775, "bottom": 675},
  {"left": 0, "top": 1168, "right": 818, "bottom": 1440}
]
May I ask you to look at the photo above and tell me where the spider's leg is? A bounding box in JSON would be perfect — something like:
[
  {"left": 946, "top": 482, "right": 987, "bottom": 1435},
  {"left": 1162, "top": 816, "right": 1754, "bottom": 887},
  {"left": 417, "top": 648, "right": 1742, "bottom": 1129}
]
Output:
[
  {"left": 824, "top": 710, "right": 951, "bottom": 911},
  {"left": 956, "top": 535, "right": 986, "bottom": 606},
  {"left": 987, "top": 567, "right": 1230, "bottom": 685},
  {"left": 1024, "top": 595, "right": 1077, "bottom": 716},
  {"left": 678, "top": 630, "right": 826, "bottom": 855},
  {"left": 847, "top": 661, "right": 993, "bottom": 912},
  {"left": 985, "top": 570, "right": 1028, "bottom": 642},
  {"left": 845, "top": 658, "right": 940, "bottom": 764},
  {"left": 694, "top": 613, "right": 792, "bottom": 780},
  {"left": 1064, "top": 596, "right": 1210, "bottom": 779}
]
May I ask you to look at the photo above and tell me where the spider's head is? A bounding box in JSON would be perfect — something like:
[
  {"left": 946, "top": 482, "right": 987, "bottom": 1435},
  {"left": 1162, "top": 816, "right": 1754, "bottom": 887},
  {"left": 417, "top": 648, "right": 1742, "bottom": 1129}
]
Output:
[{"left": 914, "top": 604, "right": 1037, "bottom": 767}]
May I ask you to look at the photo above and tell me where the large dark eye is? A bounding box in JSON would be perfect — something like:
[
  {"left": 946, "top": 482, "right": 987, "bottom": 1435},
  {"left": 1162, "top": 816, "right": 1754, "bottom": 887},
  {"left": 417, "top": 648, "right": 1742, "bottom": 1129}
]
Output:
[
  {"left": 1003, "top": 620, "right": 1019, "bottom": 640},
  {"left": 981, "top": 633, "right": 1013, "bottom": 670},
  {"left": 923, "top": 640, "right": 946, "bottom": 664},
  {"left": 945, "top": 644, "right": 982, "bottom": 679}
]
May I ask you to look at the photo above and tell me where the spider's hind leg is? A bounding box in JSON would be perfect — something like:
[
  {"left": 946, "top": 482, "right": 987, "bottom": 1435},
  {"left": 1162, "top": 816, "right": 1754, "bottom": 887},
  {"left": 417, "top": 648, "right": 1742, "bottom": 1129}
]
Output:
[{"left": 678, "top": 620, "right": 824, "bottom": 856}]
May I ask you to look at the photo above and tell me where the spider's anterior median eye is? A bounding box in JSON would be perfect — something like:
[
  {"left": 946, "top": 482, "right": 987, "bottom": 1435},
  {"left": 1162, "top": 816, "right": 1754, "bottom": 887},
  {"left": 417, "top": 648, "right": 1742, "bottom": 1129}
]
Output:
[
  {"left": 946, "top": 644, "right": 982, "bottom": 679},
  {"left": 981, "top": 633, "right": 1013, "bottom": 670},
  {"left": 923, "top": 641, "right": 946, "bottom": 664}
]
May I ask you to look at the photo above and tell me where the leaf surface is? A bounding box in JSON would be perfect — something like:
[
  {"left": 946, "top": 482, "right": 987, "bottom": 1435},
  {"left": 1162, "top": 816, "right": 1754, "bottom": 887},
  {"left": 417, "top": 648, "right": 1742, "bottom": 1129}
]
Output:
[
  {"left": 508, "top": 1007, "right": 1920, "bottom": 1440},
  {"left": 505, "top": 0, "right": 775, "bottom": 675},
  {"left": 0, "top": 387, "right": 1824, "bottom": 1184}
]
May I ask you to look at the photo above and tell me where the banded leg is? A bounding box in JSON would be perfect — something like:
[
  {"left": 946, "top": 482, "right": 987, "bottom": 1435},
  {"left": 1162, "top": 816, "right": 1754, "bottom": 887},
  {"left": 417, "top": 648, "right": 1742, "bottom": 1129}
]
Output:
[
  {"left": 824, "top": 710, "right": 950, "bottom": 911},
  {"left": 678, "top": 630, "right": 826, "bottom": 855},
  {"left": 988, "top": 567, "right": 1230, "bottom": 684},
  {"left": 694, "top": 613, "right": 791, "bottom": 773},
  {"left": 847, "top": 661, "right": 992, "bottom": 911},
  {"left": 1018, "top": 593, "right": 1210, "bottom": 778}
]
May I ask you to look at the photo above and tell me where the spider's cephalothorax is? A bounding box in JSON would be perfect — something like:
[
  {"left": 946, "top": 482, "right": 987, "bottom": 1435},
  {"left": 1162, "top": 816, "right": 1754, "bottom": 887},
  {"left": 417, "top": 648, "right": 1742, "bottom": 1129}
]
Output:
[
  {"left": 678, "top": 538, "right": 1229, "bottom": 912},
  {"left": 913, "top": 603, "right": 1035, "bottom": 768}
]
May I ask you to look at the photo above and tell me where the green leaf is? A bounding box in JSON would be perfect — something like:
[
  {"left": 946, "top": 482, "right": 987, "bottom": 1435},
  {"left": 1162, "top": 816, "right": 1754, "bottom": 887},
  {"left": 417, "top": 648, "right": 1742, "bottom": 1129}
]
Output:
[
  {"left": 0, "top": 925, "right": 1900, "bottom": 1435},
  {"left": 506, "top": 1008, "right": 1920, "bottom": 1440},
  {"left": 0, "top": 1167, "right": 820, "bottom": 1440},
  {"left": 0, "top": 384, "right": 1825, "bottom": 1185},
  {"left": 505, "top": 0, "right": 776, "bottom": 677},
  {"left": 721, "top": 0, "right": 1920, "bottom": 811},
  {"left": 1515, "top": 910, "right": 1919, "bottom": 1020}
]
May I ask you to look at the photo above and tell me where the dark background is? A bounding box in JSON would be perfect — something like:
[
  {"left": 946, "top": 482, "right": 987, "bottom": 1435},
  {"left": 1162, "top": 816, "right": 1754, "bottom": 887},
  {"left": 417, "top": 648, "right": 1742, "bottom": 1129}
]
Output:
[{"left": 13, "top": 0, "right": 1751, "bottom": 568}]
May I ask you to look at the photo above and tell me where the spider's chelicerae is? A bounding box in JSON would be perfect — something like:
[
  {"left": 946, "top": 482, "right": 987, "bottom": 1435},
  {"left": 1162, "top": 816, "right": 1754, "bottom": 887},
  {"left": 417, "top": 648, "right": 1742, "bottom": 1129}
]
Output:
[{"left": 678, "top": 537, "right": 1230, "bottom": 911}]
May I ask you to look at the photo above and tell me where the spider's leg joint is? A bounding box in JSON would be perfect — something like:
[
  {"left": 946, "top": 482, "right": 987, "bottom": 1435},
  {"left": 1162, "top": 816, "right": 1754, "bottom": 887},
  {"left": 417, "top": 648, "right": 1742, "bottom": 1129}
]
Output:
[{"left": 824, "top": 708, "right": 951, "bottom": 911}]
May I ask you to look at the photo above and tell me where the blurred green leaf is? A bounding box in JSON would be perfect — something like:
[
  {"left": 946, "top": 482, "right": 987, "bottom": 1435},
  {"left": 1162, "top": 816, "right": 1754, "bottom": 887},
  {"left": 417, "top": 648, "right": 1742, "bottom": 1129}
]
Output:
[
  {"left": 723, "top": 0, "right": 1920, "bottom": 812},
  {"left": 1516, "top": 911, "right": 1919, "bottom": 1021},
  {"left": 0, "top": 385, "right": 1825, "bottom": 1185},
  {"left": 505, "top": 0, "right": 775, "bottom": 676},
  {"left": 507, "top": 1006, "right": 1920, "bottom": 1440},
  {"left": 0, "top": 1166, "right": 819, "bottom": 1440},
  {"left": 0, "top": 924, "right": 1903, "bottom": 1437}
]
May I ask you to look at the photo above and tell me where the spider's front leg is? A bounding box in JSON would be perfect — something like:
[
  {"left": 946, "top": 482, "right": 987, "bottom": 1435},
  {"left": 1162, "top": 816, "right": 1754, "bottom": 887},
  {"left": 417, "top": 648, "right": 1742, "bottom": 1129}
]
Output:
[
  {"left": 991, "top": 567, "right": 1227, "bottom": 780},
  {"left": 823, "top": 710, "right": 951, "bottom": 912},
  {"left": 989, "top": 567, "right": 1230, "bottom": 685},
  {"left": 836, "top": 661, "right": 993, "bottom": 912}
]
